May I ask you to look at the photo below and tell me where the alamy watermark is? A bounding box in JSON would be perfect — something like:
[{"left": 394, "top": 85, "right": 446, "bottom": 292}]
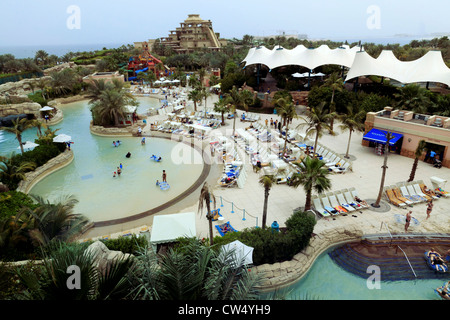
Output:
[
  {"left": 366, "top": 5, "right": 381, "bottom": 30},
  {"left": 366, "top": 265, "right": 381, "bottom": 289},
  {"left": 66, "top": 5, "right": 81, "bottom": 30}
]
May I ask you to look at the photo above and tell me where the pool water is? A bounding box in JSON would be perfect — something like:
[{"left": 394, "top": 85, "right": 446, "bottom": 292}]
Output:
[
  {"left": 0, "top": 97, "right": 204, "bottom": 223},
  {"left": 280, "top": 248, "right": 447, "bottom": 300}
]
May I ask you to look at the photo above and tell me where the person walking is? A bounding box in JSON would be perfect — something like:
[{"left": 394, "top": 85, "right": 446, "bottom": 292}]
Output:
[
  {"left": 162, "top": 170, "right": 167, "bottom": 183},
  {"left": 426, "top": 199, "right": 433, "bottom": 219},
  {"left": 405, "top": 211, "right": 412, "bottom": 232}
]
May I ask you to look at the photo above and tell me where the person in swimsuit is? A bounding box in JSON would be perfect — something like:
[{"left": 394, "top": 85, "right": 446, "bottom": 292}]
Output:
[
  {"left": 405, "top": 211, "right": 412, "bottom": 232},
  {"left": 117, "top": 167, "right": 121, "bottom": 176},
  {"left": 426, "top": 200, "right": 433, "bottom": 219},
  {"left": 162, "top": 170, "right": 167, "bottom": 182}
]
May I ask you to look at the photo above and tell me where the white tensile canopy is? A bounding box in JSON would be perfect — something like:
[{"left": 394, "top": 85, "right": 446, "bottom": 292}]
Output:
[
  {"left": 53, "top": 134, "right": 72, "bottom": 143},
  {"left": 220, "top": 240, "right": 254, "bottom": 267},
  {"left": 150, "top": 212, "right": 196, "bottom": 244},
  {"left": 39, "top": 106, "right": 54, "bottom": 111},
  {"left": 18, "top": 141, "right": 39, "bottom": 151},
  {"left": 345, "top": 50, "right": 450, "bottom": 86},
  {"left": 242, "top": 44, "right": 360, "bottom": 70}
]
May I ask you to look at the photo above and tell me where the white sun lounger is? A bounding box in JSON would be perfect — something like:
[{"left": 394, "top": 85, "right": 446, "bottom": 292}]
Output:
[
  {"left": 413, "top": 184, "right": 434, "bottom": 201},
  {"left": 336, "top": 191, "right": 356, "bottom": 211},
  {"left": 407, "top": 184, "right": 427, "bottom": 202},
  {"left": 320, "top": 195, "right": 339, "bottom": 215},
  {"left": 312, "top": 196, "right": 331, "bottom": 218},
  {"left": 349, "top": 188, "right": 369, "bottom": 208},
  {"left": 399, "top": 185, "right": 421, "bottom": 203}
]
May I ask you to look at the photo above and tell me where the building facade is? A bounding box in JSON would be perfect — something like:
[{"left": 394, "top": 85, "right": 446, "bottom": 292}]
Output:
[
  {"left": 159, "top": 14, "right": 227, "bottom": 53},
  {"left": 363, "top": 106, "right": 450, "bottom": 168}
]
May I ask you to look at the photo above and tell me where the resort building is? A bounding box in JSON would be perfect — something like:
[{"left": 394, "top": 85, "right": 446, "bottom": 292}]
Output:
[
  {"left": 363, "top": 106, "right": 450, "bottom": 168},
  {"left": 159, "top": 14, "right": 227, "bottom": 53}
]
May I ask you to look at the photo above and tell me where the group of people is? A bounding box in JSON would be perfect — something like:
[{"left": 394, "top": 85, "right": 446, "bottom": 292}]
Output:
[
  {"left": 112, "top": 140, "right": 121, "bottom": 147},
  {"left": 113, "top": 163, "right": 123, "bottom": 178},
  {"left": 427, "top": 248, "right": 447, "bottom": 266}
]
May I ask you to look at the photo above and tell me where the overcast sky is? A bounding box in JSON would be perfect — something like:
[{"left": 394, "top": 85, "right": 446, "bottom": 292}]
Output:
[{"left": 1, "top": 0, "right": 449, "bottom": 46}]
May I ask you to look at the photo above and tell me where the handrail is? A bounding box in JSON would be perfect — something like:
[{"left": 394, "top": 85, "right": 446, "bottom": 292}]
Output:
[{"left": 380, "top": 222, "right": 417, "bottom": 278}]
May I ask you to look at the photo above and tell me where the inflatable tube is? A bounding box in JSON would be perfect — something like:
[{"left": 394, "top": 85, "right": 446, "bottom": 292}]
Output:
[
  {"left": 150, "top": 155, "right": 162, "bottom": 162},
  {"left": 424, "top": 251, "right": 449, "bottom": 273},
  {"left": 159, "top": 182, "right": 170, "bottom": 190}
]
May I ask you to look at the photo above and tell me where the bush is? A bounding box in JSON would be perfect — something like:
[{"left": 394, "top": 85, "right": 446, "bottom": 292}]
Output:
[
  {"left": 101, "top": 234, "right": 148, "bottom": 255},
  {"left": 12, "top": 143, "right": 63, "bottom": 168},
  {"left": 0, "top": 191, "right": 38, "bottom": 219},
  {"left": 27, "top": 91, "right": 48, "bottom": 107},
  {"left": 213, "top": 210, "right": 316, "bottom": 265}
]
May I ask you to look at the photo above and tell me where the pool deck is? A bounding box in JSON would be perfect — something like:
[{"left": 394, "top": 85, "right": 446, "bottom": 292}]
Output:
[{"left": 77, "top": 88, "right": 450, "bottom": 290}]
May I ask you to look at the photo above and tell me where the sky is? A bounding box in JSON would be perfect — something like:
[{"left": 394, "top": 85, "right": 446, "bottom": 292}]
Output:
[{"left": 0, "top": 0, "right": 449, "bottom": 47}]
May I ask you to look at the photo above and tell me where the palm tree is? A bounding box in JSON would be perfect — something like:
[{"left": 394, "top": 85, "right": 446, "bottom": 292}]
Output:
[
  {"left": 407, "top": 139, "right": 427, "bottom": 182},
  {"left": 18, "top": 195, "right": 90, "bottom": 246},
  {"left": 373, "top": 132, "right": 394, "bottom": 208},
  {"left": 213, "top": 97, "right": 230, "bottom": 125},
  {"left": 50, "top": 69, "right": 77, "bottom": 96},
  {"left": 338, "top": 104, "right": 366, "bottom": 159},
  {"left": 36, "top": 78, "right": 49, "bottom": 99},
  {"left": 187, "top": 88, "right": 202, "bottom": 112},
  {"left": 259, "top": 175, "right": 276, "bottom": 229},
  {"left": 14, "top": 241, "right": 134, "bottom": 300},
  {"left": 394, "top": 84, "right": 432, "bottom": 114},
  {"left": 200, "top": 85, "right": 211, "bottom": 118},
  {"left": 30, "top": 119, "right": 47, "bottom": 138},
  {"left": 225, "top": 86, "right": 254, "bottom": 137},
  {"left": 297, "top": 101, "right": 336, "bottom": 158},
  {"left": 289, "top": 157, "right": 332, "bottom": 211},
  {"left": 322, "top": 72, "right": 343, "bottom": 133},
  {"left": 34, "top": 50, "right": 49, "bottom": 66},
  {"left": 1, "top": 118, "right": 36, "bottom": 154},
  {"left": 130, "top": 238, "right": 261, "bottom": 300},
  {"left": 275, "top": 97, "right": 297, "bottom": 153},
  {"left": 0, "top": 154, "right": 36, "bottom": 190},
  {"left": 86, "top": 79, "right": 109, "bottom": 103},
  {"left": 198, "top": 182, "right": 216, "bottom": 246}
]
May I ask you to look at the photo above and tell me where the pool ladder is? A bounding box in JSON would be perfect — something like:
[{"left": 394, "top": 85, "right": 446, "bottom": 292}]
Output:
[{"left": 380, "top": 222, "right": 418, "bottom": 279}]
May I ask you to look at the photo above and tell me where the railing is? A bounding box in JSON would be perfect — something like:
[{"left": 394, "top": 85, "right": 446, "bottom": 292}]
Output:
[{"left": 380, "top": 222, "right": 417, "bottom": 278}]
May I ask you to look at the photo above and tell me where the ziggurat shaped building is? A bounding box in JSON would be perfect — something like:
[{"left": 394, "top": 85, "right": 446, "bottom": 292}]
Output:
[{"left": 160, "top": 14, "right": 227, "bottom": 53}]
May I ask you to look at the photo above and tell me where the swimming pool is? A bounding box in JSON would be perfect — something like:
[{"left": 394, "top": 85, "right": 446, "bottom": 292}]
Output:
[
  {"left": 0, "top": 97, "right": 205, "bottom": 223},
  {"left": 278, "top": 247, "right": 447, "bottom": 300}
]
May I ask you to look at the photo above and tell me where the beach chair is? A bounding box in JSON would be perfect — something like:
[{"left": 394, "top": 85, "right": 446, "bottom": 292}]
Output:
[
  {"left": 435, "top": 187, "right": 450, "bottom": 197},
  {"left": 215, "top": 221, "right": 237, "bottom": 236},
  {"left": 312, "top": 196, "right": 331, "bottom": 218},
  {"left": 418, "top": 182, "right": 440, "bottom": 200},
  {"left": 407, "top": 184, "right": 427, "bottom": 202},
  {"left": 385, "top": 188, "right": 406, "bottom": 207},
  {"left": 328, "top": 193, "right": 348, "bottom": 213},
  {"left": 412, "top": 184, "right": 433, "bottom": 201},
  {"left": 399, "top": 185, "right": 422, "bottom": 203},
  {"left": 326, "top": 156, "right": 341, "bottom": 167},
  {"left": 336, "top": 191, "right": 356, "bottom": 211},
  {"left": 341, "top": 189, "right": 363, "bottom": 209},
  {"left": 391, "top": 186, "right": 414, "bottom": 205},
  {"left": 320, "top": 195, "right": 339, "bottom": 216},
  {"left": 349, "top": 188, "right": 369, "bottom": 208}
]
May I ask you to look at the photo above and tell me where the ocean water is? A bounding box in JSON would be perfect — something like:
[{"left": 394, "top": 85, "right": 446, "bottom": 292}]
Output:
[{"left": 0, "top": 43, "right": 127, "bottom": 59}]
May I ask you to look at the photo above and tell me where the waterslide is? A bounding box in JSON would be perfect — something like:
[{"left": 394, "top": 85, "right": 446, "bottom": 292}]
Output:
[{"left": 206, "top": 26, "right": 221, "bottom": 48}]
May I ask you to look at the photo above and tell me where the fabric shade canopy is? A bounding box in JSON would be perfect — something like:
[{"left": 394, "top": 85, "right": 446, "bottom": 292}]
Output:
[
  {"left": 345, "top": 50, "right": 450, "bottom": 87},
  {"left": 363, "top": 128, "right": 403, "bottom": 145},
  {"left": 220, "top": 240, "right": 254, "bottom": 267},
  {"left": 150, "top": 212, "right": 196, "bottom": 244}
]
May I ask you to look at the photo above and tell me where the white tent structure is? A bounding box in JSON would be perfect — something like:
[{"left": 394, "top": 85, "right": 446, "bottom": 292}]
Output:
[
  {"left": 345, "top": 50, "right": 450, "bottom": 87},
  {"left": 150, "top": 212, "right": 196, "bottom": 246},
  {"left": 242, "top": 44, "right": 360, "bottom": 70},
  {"left": 220, "top": 240, "right": 254, "bottom": 267}
]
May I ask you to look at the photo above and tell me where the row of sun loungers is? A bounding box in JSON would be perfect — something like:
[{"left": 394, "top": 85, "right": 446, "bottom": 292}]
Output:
[
  {"left": 240, "top": 113, "right": 260, "bottom": 122},
  {"left": 312, "top": 187, "right": 369, "bottom": 218},
  {"left": 384, "top": 180, "right": 445, "bottom": 207}
]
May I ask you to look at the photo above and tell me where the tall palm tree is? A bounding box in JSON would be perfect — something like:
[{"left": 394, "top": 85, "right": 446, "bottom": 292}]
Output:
[
  {"left": 275, "top": 97, "right": 297, "bottom": 153},
  {"left": 289, "top": 157, "right": 332, "bottom": 211},
  {"left": 338, "top": 104, "right": 366, "bottom": 159},
  {"left": 225, "top": 86, "right": 254, "bottom": 137},
  {"left": 86, "top": 79, "right": 109, "bottom": 103},
  {"left": 50, "top": 69, "right": 77, "bottom": 96},
  {"left": 18, "top": 195, "right": 90, "bottom": 246},
  {"left": 297, "top": 101, "right": 335, "bottom": 158},
  {"left": 30, "top": 119, "right": 47, "bottom": 138},
  {"left": 373, "top": 132, "right": 394, "bottom": 208},
  {"left": 213, "top": 98, "right": 230, "bottom": 125},
  {"left": 259, "top": 175, "right": 276, "bottom": 229},
  {"left": 200, "top": 85, "right": 211, "bottom": 118},
  {"left": 1, "top": 118, "right": 36, "bottom": 154},
  {"left": 322, "top": 72, "right": 343, "bottom": 133},
  {"left": 407, "top": 139, "right": 427, "bottom": 182},
  {"left": 394, "top": 84, "right": 432, "bottom": 114},
  {"left": 34, "top": 50, "right": 49, "bottom": 66},
  {"left": 187, "top": 88, "right": 202, "bottom": 112},
  {"left": 36, "top": 78, "right": 49, "bottom": 99},
  {"left": 198, "top": 182, "right": 216, "bottom": 246},
  {"left": 0, "top": 154, "right": 36, "bottom": 190}
]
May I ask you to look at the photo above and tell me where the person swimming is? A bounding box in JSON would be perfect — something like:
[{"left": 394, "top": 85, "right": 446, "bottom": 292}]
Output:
[{"left": 126, "top": 152, "right": 131, "bottom": 158}]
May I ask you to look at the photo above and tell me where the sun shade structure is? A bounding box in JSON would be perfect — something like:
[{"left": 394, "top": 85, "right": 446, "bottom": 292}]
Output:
[
  {"left": 242, "top": 44, "right": 361, "bottom": 70},
  {"left": 219, "top": 240, "right": 254, "bottom": 267},
  {"left": 363, "top": 128, "right": 403, "bottom": 145},
  {"left": 150, "top": 212, "right": 196, "bottom": 244},
  {"left": 345, "top": 50, "right": 450, "bottom": 87}
]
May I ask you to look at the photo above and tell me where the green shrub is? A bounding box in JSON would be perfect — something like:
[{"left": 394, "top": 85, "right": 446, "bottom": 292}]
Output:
[
  {"left": 12, "top": 143, "right": 63, "bottom": 169},
  {"left": 101, "top": 234, "right": 148, "bottom": 255},
  {"left": 0, "top": 191, "right": 38, "bottom": 219},
  {"left": 27, "top": 91, "right": 48, "bottom": 106}
]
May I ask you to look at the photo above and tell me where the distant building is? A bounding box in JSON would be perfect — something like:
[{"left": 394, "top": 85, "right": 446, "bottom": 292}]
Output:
[
  {"left": 83, "top": 71, "right": 124, "bottom": 85},
  {"left": 157, "top": 14, "right": 227, "bottom": 53},
  {"left": 363, "top": 106, "right": 450, "bottom": 168}
]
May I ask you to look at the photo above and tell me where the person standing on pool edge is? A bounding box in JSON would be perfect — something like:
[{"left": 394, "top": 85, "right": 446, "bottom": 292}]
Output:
[
  {"left": 405, "top": 211, "right": 412, "bottom": 232},
  {"left": 162, "top": 170, "right": 167, "bottom": 183}
]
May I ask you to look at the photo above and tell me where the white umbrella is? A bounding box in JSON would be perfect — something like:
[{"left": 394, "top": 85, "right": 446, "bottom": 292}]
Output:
[
  {"left": 18, "top": 141, "right": 39, "bottom": 151},
  {"left": 39, "top": 106, "right": 54, "bottom": 111},
  {"left": 220, "top": 240, "right": 254, "bottom": 267},
  {"left": 53, "top": 134, "right": 72, "bottom": 143}
]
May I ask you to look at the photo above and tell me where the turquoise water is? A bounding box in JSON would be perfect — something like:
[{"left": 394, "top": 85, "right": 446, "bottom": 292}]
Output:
[
  {"left": 0, "top": 97, "right": 203, "bottom": 222},
  {"left": 279, "top": 248, "right": 447, "bottom": 300}
]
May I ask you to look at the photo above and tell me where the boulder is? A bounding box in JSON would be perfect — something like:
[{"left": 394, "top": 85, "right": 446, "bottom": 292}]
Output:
[{"left": 85, "top": 240, "right": 133, "bottom": 275}]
